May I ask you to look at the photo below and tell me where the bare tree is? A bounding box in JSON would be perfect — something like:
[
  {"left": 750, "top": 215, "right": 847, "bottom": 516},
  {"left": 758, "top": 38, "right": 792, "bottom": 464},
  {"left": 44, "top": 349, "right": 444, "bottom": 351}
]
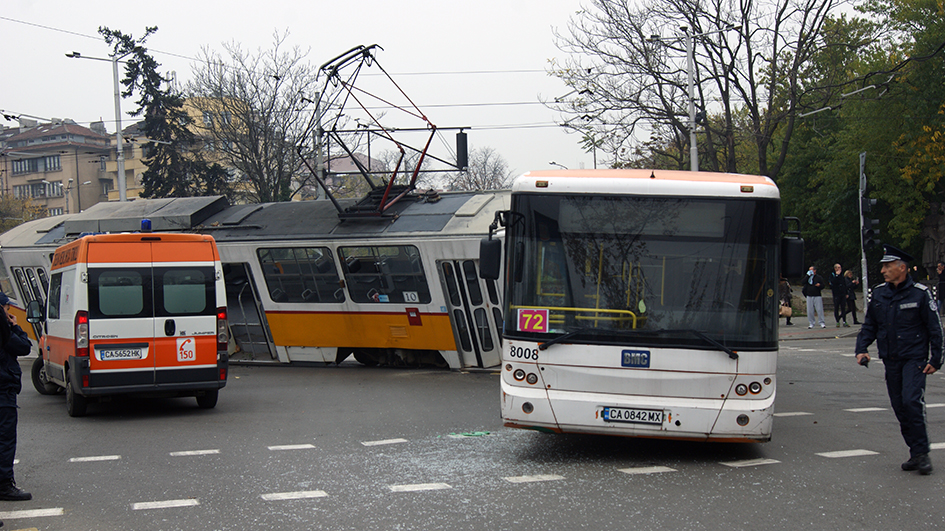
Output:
[
  {"left": 550, "top": 0, "right": 856, "bottom": 177},
  {"left": 188, "top": 31, "right": 318, "bottom": 203},
  {"left": 444, "top": 146, "right": 512, "bottom": 191}
]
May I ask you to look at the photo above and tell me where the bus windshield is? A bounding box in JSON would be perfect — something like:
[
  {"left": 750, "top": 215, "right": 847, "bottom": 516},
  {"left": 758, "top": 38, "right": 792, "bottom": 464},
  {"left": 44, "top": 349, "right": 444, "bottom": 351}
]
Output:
[{"left": 505, "top": 194, "right": 780, "bottom": 350}]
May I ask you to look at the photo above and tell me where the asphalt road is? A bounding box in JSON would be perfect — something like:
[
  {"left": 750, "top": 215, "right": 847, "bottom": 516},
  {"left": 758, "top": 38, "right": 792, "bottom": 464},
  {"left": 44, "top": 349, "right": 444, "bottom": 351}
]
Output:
[{"left": 4, "top": 333, "right": 945, "bottom": 530}]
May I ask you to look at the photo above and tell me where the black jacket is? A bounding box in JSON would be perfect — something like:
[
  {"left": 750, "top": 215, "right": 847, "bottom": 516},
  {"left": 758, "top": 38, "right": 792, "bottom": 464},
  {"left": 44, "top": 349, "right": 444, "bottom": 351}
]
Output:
[
  {"left": 855, "top": 276, "right": 944, "bottom": 369},
  {"left": 829, "top": 272, "right": 848, "bottom": 298},
  {"left": 802, "top": 274, "right": 826, "bottom": 297},
  {"left": 0, "top": 322, "right": 31, "bottom": 407}
]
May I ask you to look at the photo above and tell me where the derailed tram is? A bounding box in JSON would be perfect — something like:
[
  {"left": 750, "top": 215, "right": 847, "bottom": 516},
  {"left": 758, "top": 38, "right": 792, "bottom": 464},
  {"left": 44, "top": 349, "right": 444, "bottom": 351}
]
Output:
[{"left": 0, "top": 191, "right": 508, "bottom": 371}]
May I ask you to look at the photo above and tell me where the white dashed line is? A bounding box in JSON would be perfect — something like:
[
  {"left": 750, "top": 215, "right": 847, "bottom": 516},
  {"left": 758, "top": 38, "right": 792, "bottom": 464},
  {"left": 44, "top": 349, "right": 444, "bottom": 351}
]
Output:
[
  {"left": 0, "top": 507, "right": 65, "bottom": 519},
  {"left": 720, "top": 458, "right": 781, "bottom": 468},
  {"left": 617, "top": 466, "right": 676, "bottom": 475},
  {"left": 927, "top": 403, "right": 945, "bottom": 408},
  {"left": 69, "top": 455, "right": 121, "bottom": 463},
  {"left": 774, "top": 411, "right": 814, "bottom": 417},
  {"left": 816, "top": 449, "right": 879, "bottom": 458},
  {"left": 268, "top": 444, "right": 316, "bottom": 451},
  {"left": 170, "top": 449, "right": 220, "bottom": 457},
  {"left": 361, "top": 438, "right": 408, "bottom": 447},
  {"left": 389, "top": 483, "right": 452, "bottom": 493},
  {"left": 132, "top": 499, "right": 199, "bottom": 510},
  {"left": 261, "top": 490, "right": 328, "bottom": 501},
  {"left": 931, "top": 442, "right": 945, "bottom": 450},
  {"left": 503, "top": 474, "right": 565, "bottom": 484},
  {"left": 844, "top": 407, "right": 887, "bottom": 412}
]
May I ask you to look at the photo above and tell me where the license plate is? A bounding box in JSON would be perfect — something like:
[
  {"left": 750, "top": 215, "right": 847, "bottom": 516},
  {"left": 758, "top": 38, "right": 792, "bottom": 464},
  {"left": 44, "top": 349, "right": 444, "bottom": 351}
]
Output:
[
  {"left": 601, "top": 407, "right": 664, "bottom": 425},
  {"left": 98, "top": 348, "right": 144, "bottom": 360}
]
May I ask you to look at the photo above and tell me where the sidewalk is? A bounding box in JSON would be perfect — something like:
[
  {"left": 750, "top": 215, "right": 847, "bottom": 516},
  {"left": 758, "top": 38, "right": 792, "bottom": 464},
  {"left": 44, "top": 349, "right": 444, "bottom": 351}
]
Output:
[{"left": 779, "top": 319, "right": 862, "bottom": 341}]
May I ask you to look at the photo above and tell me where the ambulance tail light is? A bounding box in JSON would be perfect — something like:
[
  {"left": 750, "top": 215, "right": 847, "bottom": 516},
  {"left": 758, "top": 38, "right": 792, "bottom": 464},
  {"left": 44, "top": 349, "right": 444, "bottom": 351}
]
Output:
[
  {"left": 216, "top": 307, "right": 228, "bottom": 353},
  {"left": 75, "top": 311, "right": 89, "bottom": 357}
]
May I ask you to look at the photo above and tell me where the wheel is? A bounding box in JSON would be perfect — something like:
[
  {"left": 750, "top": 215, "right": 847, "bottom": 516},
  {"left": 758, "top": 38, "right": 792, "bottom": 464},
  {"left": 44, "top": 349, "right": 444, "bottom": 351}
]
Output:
[
  {"left": 66, "top": 371, "right": 88, "bottom": 417},
  {"left": 31, "top": 357, "right": 60, "bottom": 395},
  {"left": 196, "top": 389, "right": 218, "bottom": 409},
  {"left": 353, "top": 350, "right": 378, "bottom": 367}
]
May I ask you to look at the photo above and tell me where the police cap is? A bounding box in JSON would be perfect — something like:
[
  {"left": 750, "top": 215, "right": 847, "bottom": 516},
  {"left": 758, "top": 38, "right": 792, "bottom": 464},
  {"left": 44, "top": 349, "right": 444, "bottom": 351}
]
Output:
[{"left": 880, "top": 244, "right": 915, "bottom": 263}]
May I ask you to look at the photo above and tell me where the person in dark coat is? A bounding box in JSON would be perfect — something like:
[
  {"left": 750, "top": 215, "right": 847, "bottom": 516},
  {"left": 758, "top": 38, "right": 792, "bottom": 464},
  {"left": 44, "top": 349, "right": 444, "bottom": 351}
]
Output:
[
  {"left": 829, "top": 263, "right": 849, "bottom": 327},
  {"left": 936, "top": 261, "right": 945, "bottom": 318},
  {"left": 844, "top": 270, "right": 861, "bottom": 325},
  {"left": 855, "top": 246, "right": 944, "bottom": 475},
  {"left": 0, "top": 292, "right": 32, "bottom": 501},
  {"left": 779, "top": 276, "right": 793, "bottom": 325}
]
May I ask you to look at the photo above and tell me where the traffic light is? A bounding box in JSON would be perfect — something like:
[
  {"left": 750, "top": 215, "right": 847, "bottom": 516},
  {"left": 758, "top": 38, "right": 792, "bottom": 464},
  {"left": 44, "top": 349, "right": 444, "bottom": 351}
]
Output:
[{"left": 861, "top": 197, "right": 880, "bottom": 249}]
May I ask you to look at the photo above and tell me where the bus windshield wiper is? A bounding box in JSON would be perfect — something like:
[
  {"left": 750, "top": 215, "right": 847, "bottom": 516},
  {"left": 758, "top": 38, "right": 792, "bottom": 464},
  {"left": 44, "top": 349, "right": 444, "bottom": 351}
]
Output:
[
  {"left": 538, "top": 327, "right": 595, "bottom": 351},
  {"left": 673, "top": 329, "right": 738, "bottom": 360}
]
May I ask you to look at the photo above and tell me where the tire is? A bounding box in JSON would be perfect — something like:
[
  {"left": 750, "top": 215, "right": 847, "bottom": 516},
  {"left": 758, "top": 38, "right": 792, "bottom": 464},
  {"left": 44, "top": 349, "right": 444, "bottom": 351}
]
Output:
[
  {"left": 66, "top": 371, "right": 88, "bottom": 417},
  {"left": 31, "top": 357, "right": 60, "bottom": 396},
  {"left": 353, "top": 350, "right": 378, "bottom": 367},
  {"left": 196, "top": 389, "right": 218, "bottom": 409}
]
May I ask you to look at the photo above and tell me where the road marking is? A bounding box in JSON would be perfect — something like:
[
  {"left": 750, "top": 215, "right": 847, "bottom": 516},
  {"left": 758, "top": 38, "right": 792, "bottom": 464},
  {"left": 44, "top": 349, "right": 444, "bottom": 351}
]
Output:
[
  {"left": 720, "top": 458, "right": 781, "bottom": 468},
  {"left": 774, "top": 411, "right": 813, "bottom": 417},
  {"left": 361, "top": 438, "right": 408, "bottom": 447},
  {"left": 503, "top": 474, "right": 565, "bottom": 484},
  {"left": 931, "top": 442, "right": 945, "bottom": 450},
  {"left": 261, "top": 490, "right": 328, "bottom": 501},
  {"left": 69, "top": 455, "right": 121, "bottom": 463},
  {"left": 816, "top": 449, "right": 879, "bottom": 458},
  {"left": 132, "top": 499, "right": 199, "bottom": 510},
  {"left": 170, "top": 449, "right": 220, "bottom": 457},
  {"left": 927, "top": 403, "right": 945, "bottom": 408},
  {"left": 389, "top": 483, "right": 452, "bottom": 492},
  {"left": 843, "top": 407, "right": 887, "bottom": 412},
  {"left": 0, "top": 507, "right": 65, "bottom": 519},
  {"left": 617, "top": 466, "right": 676, "bottom": 475},
  {"left": 268, "top": 444, "right": 316, "bottom": 451}
]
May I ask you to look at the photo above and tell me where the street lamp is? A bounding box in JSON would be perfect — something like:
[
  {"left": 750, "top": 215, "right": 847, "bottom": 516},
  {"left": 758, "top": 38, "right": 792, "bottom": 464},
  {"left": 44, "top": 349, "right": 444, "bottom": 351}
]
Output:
[
  {"left": 66, "top": 50, "right": 133, "bottom": 201},
  {"left": 649, "top": 24, "right": 735, "bottom": 172},
  {"left": 549, "top": 161, "right": 568, "bottom": 170}
]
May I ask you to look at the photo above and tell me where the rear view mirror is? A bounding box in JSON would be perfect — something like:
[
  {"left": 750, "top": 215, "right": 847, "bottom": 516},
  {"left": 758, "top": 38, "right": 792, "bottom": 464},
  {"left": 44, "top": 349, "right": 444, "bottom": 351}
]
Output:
[
  {"left": 26, "top": 300, "right": 44, "bottom": 324},
  {"left": 480, "top": 238, "right": 502, "bottom": 280}
]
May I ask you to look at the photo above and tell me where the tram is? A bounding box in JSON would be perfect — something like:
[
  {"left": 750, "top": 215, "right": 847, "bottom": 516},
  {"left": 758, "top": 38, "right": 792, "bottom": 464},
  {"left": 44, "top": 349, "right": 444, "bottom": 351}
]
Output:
[{"left": 0, "top": 190, "right": 508, "bottom": 370}]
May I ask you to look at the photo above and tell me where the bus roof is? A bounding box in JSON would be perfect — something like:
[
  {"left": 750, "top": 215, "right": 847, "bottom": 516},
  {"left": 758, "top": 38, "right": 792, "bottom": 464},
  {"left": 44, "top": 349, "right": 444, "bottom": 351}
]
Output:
[{"left": 515, "top": 169, "right": 779, "bottom": 199}]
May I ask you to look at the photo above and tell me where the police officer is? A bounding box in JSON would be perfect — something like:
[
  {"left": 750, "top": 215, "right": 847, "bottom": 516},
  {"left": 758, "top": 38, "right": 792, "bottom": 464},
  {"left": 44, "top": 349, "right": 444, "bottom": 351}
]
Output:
[
  {"left": 855, "top": 245, "right": 944, "bottom": 475},
  {"left": 0, "top": 292, "right": 31, "bottom": 501}
]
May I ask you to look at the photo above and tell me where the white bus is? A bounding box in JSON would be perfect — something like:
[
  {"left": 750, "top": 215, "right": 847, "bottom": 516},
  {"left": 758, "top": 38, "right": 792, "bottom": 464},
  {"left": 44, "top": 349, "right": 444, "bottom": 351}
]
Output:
[{"left": 480, "top": 169, "right": 803, "bottom": 442}]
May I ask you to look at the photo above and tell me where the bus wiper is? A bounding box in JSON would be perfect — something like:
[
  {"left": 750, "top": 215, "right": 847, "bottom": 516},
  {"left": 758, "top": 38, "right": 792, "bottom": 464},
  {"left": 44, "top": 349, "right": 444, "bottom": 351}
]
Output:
[
  {"left": 676, "top": 329, "right": 739, "bottom": 360},
  {"left": 538, "top": 327, "right": 595, "bottom": 351}
]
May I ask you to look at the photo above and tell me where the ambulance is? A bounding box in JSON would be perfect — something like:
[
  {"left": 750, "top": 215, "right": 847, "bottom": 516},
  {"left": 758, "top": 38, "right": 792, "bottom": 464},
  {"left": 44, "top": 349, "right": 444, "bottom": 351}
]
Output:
[{"left": 27, "top": 230, "right": 229, "bottom": 417}]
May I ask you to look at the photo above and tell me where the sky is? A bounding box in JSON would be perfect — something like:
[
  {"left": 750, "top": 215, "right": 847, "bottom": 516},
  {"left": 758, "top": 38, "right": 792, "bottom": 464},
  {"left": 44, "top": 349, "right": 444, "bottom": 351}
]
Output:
[{"left": 1, "top": 0, "right": 596, "bottom": 180}]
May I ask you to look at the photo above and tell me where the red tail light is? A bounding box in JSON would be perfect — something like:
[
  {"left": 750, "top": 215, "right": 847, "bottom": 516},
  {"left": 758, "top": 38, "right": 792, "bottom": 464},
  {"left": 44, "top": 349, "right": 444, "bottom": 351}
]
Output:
[
  {"left": 216, "top": 307, "right": 228, "bottom": 353},
  {"left": 75, "top": 311, "right": 89, "bottom": 358}
]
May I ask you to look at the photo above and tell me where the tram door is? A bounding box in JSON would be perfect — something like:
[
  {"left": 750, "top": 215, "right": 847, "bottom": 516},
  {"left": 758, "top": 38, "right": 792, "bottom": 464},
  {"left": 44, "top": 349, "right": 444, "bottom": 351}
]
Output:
[
  {"left": 11, "top": 266, "right": 48, "bottom": 341},
  {"left": 438, "top": 260, "right": 503, "bottom": 369},
  {"left": 222, "top": 263, "right": 277, "bottom": 361}
]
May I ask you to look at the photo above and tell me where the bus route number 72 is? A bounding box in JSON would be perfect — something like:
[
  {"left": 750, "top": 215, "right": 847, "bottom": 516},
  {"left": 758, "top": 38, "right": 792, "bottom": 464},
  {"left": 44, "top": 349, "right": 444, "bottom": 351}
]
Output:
[{"left": 518, "top": 308, "right": 549, "bottom": 333}]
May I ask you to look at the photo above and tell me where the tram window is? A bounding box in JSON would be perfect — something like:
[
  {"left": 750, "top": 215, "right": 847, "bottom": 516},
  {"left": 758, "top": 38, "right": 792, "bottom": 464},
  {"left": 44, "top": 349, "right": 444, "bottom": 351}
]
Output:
[
  {"left": 462, "top": 261, "right": 483, "bottom": 306},
  {"left": 13, "top": 269, "right": 32, "bottom": 303},
  {"left": 453, "top": 309, "right": 472, "bottom": 352},
  {"left": 47, "top": 273, "right": 62, "bottom": 320},
  {"left": 474, "top": 308, "right": 493, "bottom": 351},
  {"left": 37, "top": 268, "right": 50, "bottom": 297},
  {"left": 25, "top": 268, "right": 44, "bottom": 305},
  {"left": 339, "top": 245, "right": 432, "bottom": 304},
  {"left": 442, "top": 262, "right": 461, "bottom": 306},
  {"left": 492, "top": 307, "right": 503, "bottom": 345},
  {"left": 257, "top": 247, "right": 345, "bottom": 303},
  {"left": 485, "top": 277, "right": 499, "bottom": 305}
]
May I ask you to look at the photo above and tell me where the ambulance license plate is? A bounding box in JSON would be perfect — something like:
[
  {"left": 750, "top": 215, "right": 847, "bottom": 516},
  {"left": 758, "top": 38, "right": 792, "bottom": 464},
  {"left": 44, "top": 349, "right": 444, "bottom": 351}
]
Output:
[
  {"left": 99, "top": 348, "right": 143, "bottom": 360},
  {"left": 601, "top": 407, "right": 664, "bottom": 425}
]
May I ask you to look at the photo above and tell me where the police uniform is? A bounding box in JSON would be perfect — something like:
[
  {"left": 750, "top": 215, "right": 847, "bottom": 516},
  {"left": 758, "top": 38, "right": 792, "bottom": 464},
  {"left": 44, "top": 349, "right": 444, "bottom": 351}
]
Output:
[
  {"left": 855, "top": 246, "right": 944, "bottom": 474},
  {"left": 0, "top": 293, "right": 31, "bottom": 501}
]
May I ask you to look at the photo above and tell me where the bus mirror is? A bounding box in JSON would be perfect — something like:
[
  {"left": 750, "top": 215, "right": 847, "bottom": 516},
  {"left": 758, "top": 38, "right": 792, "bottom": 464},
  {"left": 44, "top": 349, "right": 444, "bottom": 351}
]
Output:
[
  {"left": 781, "top": 237, "right": 805, "bottom": 278},
  {"left": 480, "top": 238, "right": 502, "bottom": 280},
  {"left": 26, "top": 300, "right": 44, "bottom": 324}
]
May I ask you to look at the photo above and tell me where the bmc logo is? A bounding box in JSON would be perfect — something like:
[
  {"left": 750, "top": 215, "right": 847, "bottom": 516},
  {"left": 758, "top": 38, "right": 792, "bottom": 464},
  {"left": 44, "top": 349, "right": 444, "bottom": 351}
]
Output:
[
  {"left": 177, "top": 338, "right": 196, "bottom": 362},
  {"left": 621, "top": 350, "right": 650, "bottom": 368}
]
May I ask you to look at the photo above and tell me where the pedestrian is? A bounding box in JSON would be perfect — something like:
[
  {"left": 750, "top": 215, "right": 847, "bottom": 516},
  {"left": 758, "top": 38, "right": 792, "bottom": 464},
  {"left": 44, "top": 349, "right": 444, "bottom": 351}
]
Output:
[
  {"left": 803, "top": 265, "right": 827, "bottom": 329},
  {"left": 936, "top": 261, "right": 945, "bottom": 319},
  {"left": 855, "top": 245, "right": 943, "bottom": 475},
  {"left": 0, "top": 292, "right": 32, "bottom": 501},
  {"left": 779, "top": 276, "right": 793, "bottom": 325},
  {"left": 844, "top": 270, "right": 861, "bottom": 325},
  {"left": 829, "top": 263, "right": 849, "bottom": 327}
]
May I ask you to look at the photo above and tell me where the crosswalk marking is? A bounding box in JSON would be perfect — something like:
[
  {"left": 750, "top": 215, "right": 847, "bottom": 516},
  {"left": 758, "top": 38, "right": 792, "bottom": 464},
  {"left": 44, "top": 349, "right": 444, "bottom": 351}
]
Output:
[
  {"left": 503, "top": 474, "right": 565, "bottom": 484},
  {"left": 361, "top": 438, "right": 408, "bottom": 447},
  {"left": 843, "top": 407, "right": 887, "bottom": 413},
  {"left": 0, "top": 507, "right": 65, "bottom": 519},
  {"left": 69, "top": 455, "right": 121, "bottom": 463},
  {"left": 132, "top": 499, "right": 199, "bottom": 510},
  {"left": 774, "top": 411, "right": 813, "bottom": 417},
  {"left": 170, "top": 449, "right": 220, "bottom": 457},
  {"left": 389, "top": 483, "right": 451, "bottom": 492},
  {"left": 816, "top": 449, "right": 879, "bottom": 458},
  {"left": 268, "top": 444, "right": 316, "bottom": 451},
  {"left": 720, "top": 458, "right": 781, "bottom": 468}
]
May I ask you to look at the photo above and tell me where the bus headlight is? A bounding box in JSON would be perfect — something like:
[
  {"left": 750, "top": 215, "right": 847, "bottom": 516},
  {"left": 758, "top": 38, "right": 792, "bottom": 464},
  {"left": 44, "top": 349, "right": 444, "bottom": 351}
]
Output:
[
  {"left": 525, "top": 373, "right": 539, "bottom": 385},
  {"left": 513, "top": 369, "right": 526, "bottom": 381},
  {"left": 749, "top": 382, "right": 763, "bottom": 394},
  {"left": 735, "top": 384, "right": 748, "bottom": 396}
]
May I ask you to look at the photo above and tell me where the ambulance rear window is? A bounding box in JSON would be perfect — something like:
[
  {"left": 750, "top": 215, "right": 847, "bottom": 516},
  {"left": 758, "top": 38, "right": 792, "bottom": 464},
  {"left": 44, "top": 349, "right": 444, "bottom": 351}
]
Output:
[
  {"left": 156, "top": 267, "right": 215, "bottom": 316},
  {"left": 90, "top": 269, "right": 149, "bottom": 318}
]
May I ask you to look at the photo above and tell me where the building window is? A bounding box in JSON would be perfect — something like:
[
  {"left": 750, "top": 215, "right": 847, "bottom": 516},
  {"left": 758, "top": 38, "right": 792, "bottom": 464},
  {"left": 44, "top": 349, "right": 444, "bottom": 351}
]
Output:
[
  {"left": 44, "top": 155, "right": 61, "bottom": 172},
  {"left": 12, "top": 159, "right": 38, "bottom": 175},
  {"left": 47, "top": 207, "right": 63, "bottom": 217}
]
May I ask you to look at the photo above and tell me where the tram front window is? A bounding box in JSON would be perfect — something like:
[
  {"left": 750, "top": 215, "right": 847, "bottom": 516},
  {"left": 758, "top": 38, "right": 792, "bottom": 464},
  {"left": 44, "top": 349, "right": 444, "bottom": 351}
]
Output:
[{"left": 505, "top": 195, "right": 780, "bottom": 350}]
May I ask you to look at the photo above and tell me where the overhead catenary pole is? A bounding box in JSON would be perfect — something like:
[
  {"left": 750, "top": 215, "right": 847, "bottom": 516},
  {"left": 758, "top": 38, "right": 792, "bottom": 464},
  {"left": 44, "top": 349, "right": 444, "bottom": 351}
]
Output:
[
  {"left": 685, "top": 27, "right": 697, "bottom": 172},
  {"left": 112, "top": 52, "right": 127, "bottom": 202},
  {"left": 859, "top": 152, "right": 869, "bottom": 302}
]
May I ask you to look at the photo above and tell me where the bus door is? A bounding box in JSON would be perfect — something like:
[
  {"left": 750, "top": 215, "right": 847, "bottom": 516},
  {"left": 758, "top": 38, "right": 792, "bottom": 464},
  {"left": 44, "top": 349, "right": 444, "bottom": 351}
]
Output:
[
  {"left": 12, "top": 266, "right": 47, "bottom": 341},
  {"left": 438, "top": 260, "right": 502, "bottom": 368},
  {"left": 222, "top": 262, "right": 277, "bottom": 361}
]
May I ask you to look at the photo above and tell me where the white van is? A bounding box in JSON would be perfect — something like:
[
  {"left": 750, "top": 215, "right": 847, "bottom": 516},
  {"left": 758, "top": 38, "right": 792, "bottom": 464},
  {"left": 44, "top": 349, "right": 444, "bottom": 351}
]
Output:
[{"left": 28, "top": 232, "right": 229, "bottom": 416}]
